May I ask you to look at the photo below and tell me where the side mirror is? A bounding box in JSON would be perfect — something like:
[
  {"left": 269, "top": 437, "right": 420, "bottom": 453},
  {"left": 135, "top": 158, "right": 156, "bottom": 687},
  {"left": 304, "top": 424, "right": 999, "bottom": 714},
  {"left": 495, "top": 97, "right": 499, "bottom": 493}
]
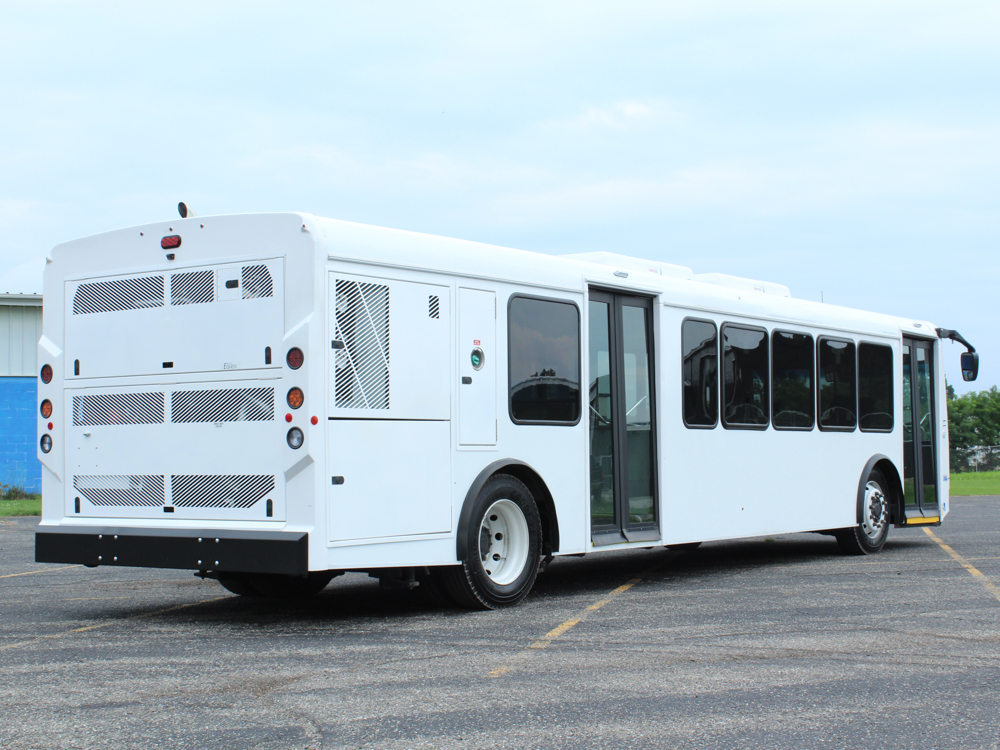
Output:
[{"left": 961, "top": 351, "right": 979, "bottom": 382}]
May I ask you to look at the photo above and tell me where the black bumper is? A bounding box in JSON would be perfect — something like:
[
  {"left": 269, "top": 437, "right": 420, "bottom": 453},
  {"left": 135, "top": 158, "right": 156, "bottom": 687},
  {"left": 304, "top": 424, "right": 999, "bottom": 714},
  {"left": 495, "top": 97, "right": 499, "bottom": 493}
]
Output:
[{"left": 36, "top": 526, "right": 309, "bottom": 576}]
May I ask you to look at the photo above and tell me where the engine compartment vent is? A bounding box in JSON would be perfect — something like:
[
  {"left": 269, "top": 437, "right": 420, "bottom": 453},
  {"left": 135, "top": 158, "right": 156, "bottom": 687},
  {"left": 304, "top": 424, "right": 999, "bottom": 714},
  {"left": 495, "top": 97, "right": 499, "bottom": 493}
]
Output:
[
  {"left": 74, "top": 475, "right": 165, "bottom": 507},
  {"left": 73, "top": 275, "right": 165, "bottom": 315},
  {"left": 171, "top": 474, "right": 274, "bottom": 509},
  {"left": 334, "top": 279, "right": 390, "bottom": 409},
  {"left": 171, "top": 270, "right": 215, "bottom": 305},
  {"left": 171, "top": 387, "right": 275, "bottom": 423},
  {"left": 242, "top": 264, "right": 274, "bottom": 299},
  {"left": 73, "top": 393, "right": 166, "bottom": 426}
]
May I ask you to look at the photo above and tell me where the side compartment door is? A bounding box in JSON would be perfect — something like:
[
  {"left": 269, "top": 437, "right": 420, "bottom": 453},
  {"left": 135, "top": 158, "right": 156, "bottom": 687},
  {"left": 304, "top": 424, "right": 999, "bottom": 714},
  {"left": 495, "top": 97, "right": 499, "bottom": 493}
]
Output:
[
  {"left": 326, "top": 272, "right": 452, "bottom": 542},
  {"left": 458, "top": 288, "right": 497, "bottom": 446}
]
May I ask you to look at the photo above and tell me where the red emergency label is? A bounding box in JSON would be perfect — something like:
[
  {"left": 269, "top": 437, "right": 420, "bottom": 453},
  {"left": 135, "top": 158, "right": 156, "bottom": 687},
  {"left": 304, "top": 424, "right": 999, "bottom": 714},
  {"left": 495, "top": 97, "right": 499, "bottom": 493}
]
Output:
[{"left": 474, "top": 339, "right": 480, "bottom": 345}]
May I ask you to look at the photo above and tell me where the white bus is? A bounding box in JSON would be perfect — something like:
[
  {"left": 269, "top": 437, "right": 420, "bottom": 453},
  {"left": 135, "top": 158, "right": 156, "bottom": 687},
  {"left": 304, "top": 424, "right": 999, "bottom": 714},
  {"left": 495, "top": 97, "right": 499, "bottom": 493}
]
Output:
[{"left": 35, "top": 211, "right": 980, "bottom": 608}]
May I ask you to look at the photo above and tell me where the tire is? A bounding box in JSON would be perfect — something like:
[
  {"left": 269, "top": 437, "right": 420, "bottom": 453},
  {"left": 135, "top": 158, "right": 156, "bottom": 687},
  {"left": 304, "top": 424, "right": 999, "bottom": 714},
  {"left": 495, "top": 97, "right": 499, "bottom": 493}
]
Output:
[
  {"left": 440, "top": 474, "right": 542, "bottom": 610},
  {"left": 836, "top": 468, "right": 891, "bottom": 555},
  {"left": 217, "top": 572, "right": 337, "bottom": 598},
  {"left": 217, "top": 574, "right": 262, "bottom": 597}
]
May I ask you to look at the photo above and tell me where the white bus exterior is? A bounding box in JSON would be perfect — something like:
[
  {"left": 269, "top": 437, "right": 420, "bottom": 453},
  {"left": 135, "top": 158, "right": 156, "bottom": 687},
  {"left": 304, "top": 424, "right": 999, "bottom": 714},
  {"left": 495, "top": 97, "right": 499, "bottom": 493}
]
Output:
[{"left": 34, "top": 212, "right": 975, "bottom": 607}]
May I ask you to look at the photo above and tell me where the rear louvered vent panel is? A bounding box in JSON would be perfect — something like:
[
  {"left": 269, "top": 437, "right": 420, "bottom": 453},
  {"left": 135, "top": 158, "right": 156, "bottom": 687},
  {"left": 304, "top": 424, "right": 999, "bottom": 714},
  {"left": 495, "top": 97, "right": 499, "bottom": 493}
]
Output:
[
  {"left": 74, "top": 475, "right": 165, "bottom": 507},
  {"left": 334, "top": 280, "right": 390, "bottom": 409},
  {"left": 171, "top": 270, "right": 214, "bottom": 305},
  {"left": 429, "top": 295, "right": 440, "bottom": 319},
  {"left": 242, "top": 264, "right": 274, "bottom": 299},
  {"left": 171, "top": 388, "right": 275, "bottom": 423},
  {"left": 73, "top": 393, "right": 165, "bottom": 426},
  {"left": 73, "top": 275, "right": 165, "bottom": 315},
  {"left": 171, "top": 474, "right": 274, "bottom": 508}
]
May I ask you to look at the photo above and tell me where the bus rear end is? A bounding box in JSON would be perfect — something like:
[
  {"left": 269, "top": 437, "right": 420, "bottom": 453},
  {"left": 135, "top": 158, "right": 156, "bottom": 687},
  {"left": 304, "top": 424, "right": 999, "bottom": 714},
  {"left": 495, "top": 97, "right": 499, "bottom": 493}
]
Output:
[{"left": 35, "top": 213, "right": 323, "bottom": 580}]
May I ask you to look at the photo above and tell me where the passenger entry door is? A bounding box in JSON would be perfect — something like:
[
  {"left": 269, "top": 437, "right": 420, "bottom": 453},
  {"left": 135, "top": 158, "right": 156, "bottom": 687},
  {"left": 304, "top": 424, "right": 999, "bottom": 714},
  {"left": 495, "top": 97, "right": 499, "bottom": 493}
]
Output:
[
  {"left": 588, "top": 290, "right": 659, "bottom": 544},
  {"left": 902, "top": 337, "right": 939, "bottom": 520}
]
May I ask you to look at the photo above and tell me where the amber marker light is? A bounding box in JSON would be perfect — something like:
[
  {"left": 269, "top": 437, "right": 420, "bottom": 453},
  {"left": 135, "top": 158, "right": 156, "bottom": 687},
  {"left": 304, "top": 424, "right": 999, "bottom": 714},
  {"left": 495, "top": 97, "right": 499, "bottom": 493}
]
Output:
[
  {"left": 40, "top": 400, "right": 53, "bottom": 419},
  {"left": 287, "top": 387, "right": 304, "bottom": 409}
]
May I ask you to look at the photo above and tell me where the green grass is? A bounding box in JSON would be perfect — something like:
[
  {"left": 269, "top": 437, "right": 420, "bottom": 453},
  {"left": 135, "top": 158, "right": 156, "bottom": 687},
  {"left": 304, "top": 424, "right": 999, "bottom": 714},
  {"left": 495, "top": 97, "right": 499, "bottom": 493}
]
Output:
[
  {"left": 950, "top": 471, "right": 1000, "bottom": 497},
  {"left": 0, "top": 496, "right": 42, "bottom": 516}
]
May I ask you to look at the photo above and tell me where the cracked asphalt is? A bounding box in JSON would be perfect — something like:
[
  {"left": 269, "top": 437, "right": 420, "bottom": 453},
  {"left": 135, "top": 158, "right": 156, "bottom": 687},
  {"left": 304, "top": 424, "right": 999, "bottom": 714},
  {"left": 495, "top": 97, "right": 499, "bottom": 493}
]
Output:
[{"left": 2, "top": 496, "right": 999, "bottom": 750}]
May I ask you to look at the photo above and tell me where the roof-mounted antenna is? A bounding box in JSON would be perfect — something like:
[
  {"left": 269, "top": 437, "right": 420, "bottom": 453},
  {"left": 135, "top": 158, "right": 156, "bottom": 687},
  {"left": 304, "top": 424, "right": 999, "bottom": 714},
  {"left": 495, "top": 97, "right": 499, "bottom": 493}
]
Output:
[{"left": 178, "top": 202, "right": 196, "bottom": 219}]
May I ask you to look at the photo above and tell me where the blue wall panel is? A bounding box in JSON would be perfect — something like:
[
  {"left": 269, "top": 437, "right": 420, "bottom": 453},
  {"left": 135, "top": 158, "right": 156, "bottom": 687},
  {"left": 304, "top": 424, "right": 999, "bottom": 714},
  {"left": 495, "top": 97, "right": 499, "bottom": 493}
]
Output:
[{"left": 0, "top": 377, "right": 41, "bottom": 494}]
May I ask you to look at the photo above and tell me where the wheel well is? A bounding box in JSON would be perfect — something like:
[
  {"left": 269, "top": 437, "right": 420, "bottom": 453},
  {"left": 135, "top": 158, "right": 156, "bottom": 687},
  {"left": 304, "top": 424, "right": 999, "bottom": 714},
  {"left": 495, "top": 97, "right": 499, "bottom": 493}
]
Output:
[
  {"left": 874, "top": 458, "right": 905, "bottom": 524},
  {"left": 498, "top": 464, "right": 559, "bottom": 555},
  {"left": 456, "top": 459, "right": 560, "bottom": 561}
]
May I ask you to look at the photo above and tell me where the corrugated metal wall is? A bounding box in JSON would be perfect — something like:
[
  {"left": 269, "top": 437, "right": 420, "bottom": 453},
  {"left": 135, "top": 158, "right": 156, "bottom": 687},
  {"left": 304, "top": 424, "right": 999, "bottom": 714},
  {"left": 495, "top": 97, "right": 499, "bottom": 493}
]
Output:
[{"left": 0, "top": 301, "right": 42, "bottom": 377}]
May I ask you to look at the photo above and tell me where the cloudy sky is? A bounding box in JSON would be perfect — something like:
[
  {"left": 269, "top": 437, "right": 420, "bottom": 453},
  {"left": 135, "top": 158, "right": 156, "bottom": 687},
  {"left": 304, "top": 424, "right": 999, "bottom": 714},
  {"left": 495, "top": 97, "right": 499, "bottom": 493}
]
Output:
[{"left": 2, "top": 1, "right": 997, "bottom": 391}]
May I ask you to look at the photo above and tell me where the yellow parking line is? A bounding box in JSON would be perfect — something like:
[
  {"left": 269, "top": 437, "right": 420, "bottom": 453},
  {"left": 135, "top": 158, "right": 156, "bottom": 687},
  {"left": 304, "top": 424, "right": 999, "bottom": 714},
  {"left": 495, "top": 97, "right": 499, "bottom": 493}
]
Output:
[
  {"left": 923, "top": 528, "right": 1000, "bottom": 605},
  {"left": 0, "top": 596, "right": 227, "bottom": 652},
  {"left": 490, "top": 557, "right": 673, "bottom": 677},
  {"left": 0, "top": 565, "right": 82, "bottom": 580}
]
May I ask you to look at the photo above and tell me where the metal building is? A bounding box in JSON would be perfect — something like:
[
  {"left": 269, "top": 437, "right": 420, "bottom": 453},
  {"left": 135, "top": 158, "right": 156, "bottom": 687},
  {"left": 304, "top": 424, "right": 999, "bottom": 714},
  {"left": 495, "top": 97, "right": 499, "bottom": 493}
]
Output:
[{"left": 1, "top": 293, "right": 43, "bottom": 494}]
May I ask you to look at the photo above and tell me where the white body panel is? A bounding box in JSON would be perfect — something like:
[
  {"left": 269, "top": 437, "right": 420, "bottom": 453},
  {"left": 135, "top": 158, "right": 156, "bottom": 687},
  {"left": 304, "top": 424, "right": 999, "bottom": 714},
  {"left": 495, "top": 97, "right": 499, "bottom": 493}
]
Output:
[{"left": 37, "top": 212, "right": 950, "bottom": 575}]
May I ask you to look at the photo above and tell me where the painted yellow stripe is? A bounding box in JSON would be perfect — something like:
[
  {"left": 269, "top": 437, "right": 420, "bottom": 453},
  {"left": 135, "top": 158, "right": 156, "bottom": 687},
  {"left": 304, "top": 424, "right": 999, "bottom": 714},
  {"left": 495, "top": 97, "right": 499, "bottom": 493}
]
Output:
[
  {"left": 923, "top": 528, "right": 1000, "bottom": 605},
  {"left": 906, "top": 517, "right": 940, "bottom": 525},
  {"left": 0, "top": 596, "right": 227, "bottom": 652},
  {"left": 0, "top": 565, "right": 82, "bottom": 580},
  {"left": 489, "top": 561, "right": 671, "bottom": 676}
]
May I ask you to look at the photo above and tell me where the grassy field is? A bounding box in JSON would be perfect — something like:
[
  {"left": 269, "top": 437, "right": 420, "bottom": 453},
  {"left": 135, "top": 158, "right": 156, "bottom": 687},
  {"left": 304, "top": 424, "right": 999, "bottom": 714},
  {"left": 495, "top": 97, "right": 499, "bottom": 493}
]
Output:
[
  {"left": 950, "top": 471, "right": 1000, "bottom": 496},
  {"left": 0, "top": 497, "right": 41, "bottom": 517}
]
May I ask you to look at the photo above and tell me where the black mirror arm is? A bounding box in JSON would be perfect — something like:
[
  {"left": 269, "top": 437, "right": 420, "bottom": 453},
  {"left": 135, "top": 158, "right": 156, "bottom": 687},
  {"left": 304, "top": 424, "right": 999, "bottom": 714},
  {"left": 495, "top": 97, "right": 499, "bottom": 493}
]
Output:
[{"left": 936, "top": 328, "right": 976, "bottom": 353}]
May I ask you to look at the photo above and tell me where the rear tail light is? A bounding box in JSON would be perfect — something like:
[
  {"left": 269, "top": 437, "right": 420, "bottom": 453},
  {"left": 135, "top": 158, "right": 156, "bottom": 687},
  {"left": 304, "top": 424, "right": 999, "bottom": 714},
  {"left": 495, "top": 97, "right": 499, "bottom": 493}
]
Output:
[
  {"left": 287, "top": 387, "right": 304, "bottom": 409},
  {"left": 161, "top": 235, "right": 182, "bottom": 249},
  {"left": 40, "top": 364, "right": 53, "bottom": 383},
  {"left": 40, "top": 400, "right": 53, "bottom": 418},
  {"left": 40, "top": 434, "right": 52, "bottom": 453},
  {"left": 286, "top": 347, "right": 304, "bottom": 370},
  {"left": 287, "top": 427, "right": 304, "bottom": 449}
]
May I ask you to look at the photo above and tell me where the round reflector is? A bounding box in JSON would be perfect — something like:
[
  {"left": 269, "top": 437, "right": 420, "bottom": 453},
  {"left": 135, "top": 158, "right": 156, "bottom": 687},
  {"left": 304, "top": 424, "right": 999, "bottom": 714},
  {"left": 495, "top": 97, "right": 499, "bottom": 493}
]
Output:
[
  {"left": 40, "top": 400, "right": 53, "bottom": 419},
  {"left": 287, "top": 427, "right": 304, "bottom": 449},
  {"left": 40, "top": 364, "right": 53, "bottom": 384},
  {"left": 287, "top": 387, "right": 304, "bottom": 409},
  {"left": 40, "top": 434, "right": 52, "bottom": 453},
  {"left": 286, "top": 347, "right": 304, "bottom": 370}
]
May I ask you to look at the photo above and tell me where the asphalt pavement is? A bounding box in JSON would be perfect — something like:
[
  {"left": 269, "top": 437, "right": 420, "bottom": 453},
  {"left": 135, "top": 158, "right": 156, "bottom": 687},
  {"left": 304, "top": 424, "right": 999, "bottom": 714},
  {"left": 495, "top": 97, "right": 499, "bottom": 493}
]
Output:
[{"left": 2, "top": 497, "right": 999, "bottom": 750}]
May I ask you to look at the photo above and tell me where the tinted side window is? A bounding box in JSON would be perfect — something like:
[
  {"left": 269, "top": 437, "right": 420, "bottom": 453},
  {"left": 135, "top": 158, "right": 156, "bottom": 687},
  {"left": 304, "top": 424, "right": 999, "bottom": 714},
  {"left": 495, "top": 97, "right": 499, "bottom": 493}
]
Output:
[
  {"left": 772, "top": 331, "right": 814, "bottom": 429},
  {"left": 818, "top": 338, "right": 857, "bottom": 429},
  {"left": 509, "top": 296, "right": 581, "bottom": 423},
  {"left": 859, "top": 343, "right": 893, "bottom": 431},
  {"left": 722, "top": 324, "right": 769, "bottom": 428},
  {"left": 682, "top": 319, "right": 718, "bottom": 427}
]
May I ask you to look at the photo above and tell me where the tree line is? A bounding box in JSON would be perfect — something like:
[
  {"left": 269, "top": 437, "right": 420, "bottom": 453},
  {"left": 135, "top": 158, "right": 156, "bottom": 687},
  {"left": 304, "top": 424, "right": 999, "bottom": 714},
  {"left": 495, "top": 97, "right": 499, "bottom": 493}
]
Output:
[{"left": 948, "top": 384, "right": 1000, "bottom": 472}]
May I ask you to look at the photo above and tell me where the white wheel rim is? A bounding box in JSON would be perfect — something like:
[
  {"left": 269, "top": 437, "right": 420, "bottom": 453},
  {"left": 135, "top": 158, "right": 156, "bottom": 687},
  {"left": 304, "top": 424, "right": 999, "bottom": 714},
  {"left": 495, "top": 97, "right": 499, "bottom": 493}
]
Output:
[
  {"left": 479, "top": 499, "right": 529, "bottom": 586},
  {"left": 862, "top": 480, "right": 887, "bottom": 540}
]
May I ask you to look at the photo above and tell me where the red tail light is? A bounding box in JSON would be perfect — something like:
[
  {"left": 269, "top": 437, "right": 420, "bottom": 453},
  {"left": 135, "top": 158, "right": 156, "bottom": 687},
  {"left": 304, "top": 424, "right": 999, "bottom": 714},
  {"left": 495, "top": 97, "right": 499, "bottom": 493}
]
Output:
[
  {"left": 286, "top": 347, "right": 304, "bottom": 369},
  {"left": 161, "top": 235, "right": 182, "bottom": 249},
  {"left": 40, "top": 364, "right": 53, "bottom": 383}
]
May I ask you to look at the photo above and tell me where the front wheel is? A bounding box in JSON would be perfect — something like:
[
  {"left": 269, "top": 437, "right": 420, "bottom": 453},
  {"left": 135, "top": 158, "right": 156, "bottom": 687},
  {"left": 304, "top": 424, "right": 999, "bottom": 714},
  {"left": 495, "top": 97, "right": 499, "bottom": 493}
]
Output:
[
  {"left": 835, "top": 468, "right": 891, "bottom": 555},
  {"left": 439, "top": 474, "right": 542, "bottom": 610}
]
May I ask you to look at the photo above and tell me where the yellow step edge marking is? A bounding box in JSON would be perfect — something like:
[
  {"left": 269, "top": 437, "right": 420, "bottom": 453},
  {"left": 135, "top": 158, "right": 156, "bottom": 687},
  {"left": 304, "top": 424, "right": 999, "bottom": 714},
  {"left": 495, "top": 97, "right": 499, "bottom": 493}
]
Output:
[
  {"left": 923, "top": 528, "right": 1000, "bottom": 605},
  {"left": 906, "top": 517, "right": 940, "bottom": 525}
]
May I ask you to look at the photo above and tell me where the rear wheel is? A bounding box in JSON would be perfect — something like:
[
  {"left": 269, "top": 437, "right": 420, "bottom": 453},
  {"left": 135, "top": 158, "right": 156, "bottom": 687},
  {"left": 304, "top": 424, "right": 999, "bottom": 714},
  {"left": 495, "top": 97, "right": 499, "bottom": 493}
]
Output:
[
  {"left": 440, "top": 474, "right": 542, "bottom": 610},
  {"left": 836, "top": 468, "right": 891, "bottom": 555}
]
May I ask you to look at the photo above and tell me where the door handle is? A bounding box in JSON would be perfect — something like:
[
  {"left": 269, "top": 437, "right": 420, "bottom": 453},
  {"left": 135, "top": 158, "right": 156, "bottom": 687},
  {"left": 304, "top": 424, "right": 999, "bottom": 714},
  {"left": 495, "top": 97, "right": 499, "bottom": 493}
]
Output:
[{"left": 462, "top": 376, "right": 472, "bottom": 385}]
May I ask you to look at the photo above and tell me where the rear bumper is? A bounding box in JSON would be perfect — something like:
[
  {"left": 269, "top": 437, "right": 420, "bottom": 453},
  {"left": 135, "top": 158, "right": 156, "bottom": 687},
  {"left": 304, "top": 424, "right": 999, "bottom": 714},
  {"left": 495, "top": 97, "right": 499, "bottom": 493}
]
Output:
[{"left": 35, "top": 525, "right": 308, "bottom": 575}]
